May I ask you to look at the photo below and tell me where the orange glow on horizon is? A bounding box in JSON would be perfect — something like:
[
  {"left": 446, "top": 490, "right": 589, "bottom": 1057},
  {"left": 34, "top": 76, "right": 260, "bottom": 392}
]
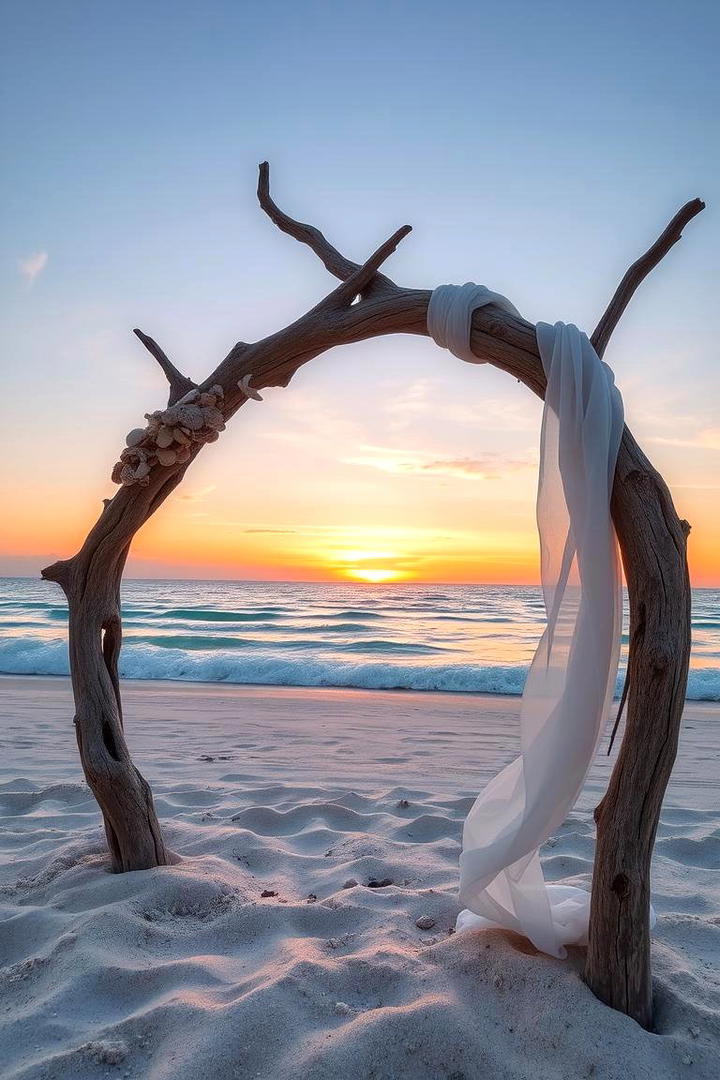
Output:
[{"left": 1, "top": 477, "right": 719, "bottom": 586}]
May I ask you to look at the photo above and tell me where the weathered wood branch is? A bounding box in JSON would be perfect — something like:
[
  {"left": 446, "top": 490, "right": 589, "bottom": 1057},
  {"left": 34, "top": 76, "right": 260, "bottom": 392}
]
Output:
[
  {"left": 210, "top": 220, "right": 413, "bottom": 409},
  {"left": 133, "top": 328, "right": 197, "bottom": 405},
  {"left": 44, "top": 166, "right": 701, "bottom": 1029},
  {"left": 594, "top": 199, "right": 703, "bottom": 759},
  {"left": 582, "top": 199, "right": 700, "bottom": 1027},
  {"left": 258, "top": 161, "right": 358, "bottom": 281},
  {"left": 257, "top": 161, "right": 400, "bottom": 298},
  {"left": 591, "top": 198, "right": 705, "bottom": 357},
  {"left": 333, "top": 224, "right": 412, "bottom": 302}
]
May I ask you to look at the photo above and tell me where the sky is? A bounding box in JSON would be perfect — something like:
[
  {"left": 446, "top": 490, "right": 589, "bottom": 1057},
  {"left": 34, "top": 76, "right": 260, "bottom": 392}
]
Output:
[{"left": 1, "top": 0, "right": 718, "bottom": 585}]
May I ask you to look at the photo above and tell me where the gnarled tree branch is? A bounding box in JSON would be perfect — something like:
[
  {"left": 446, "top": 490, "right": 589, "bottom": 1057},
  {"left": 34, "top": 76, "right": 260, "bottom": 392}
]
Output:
[
  {"left": 209, "top": 219, "right": 413, "bottom": 410},
  {"left": 133, "top": 328, "right": 197, "bottom": 405},
  {"left": 333, "top": 224, "right": 412, "bottom": 301},
  {"left": 258, "top": 160, "right": 358, "bottom": 281},
  {"left": 591, "top": 198, "right": 705, "bottom": 357},
  {"left": 257, "top": 160, "right": 401, "bottom": 298},
  {"left": 594, "top": 198, "right": 705, "bottom": 757}
]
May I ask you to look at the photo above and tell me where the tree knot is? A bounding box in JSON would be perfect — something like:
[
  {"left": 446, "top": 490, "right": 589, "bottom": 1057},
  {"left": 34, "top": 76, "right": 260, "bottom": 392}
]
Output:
[{"left": 611, "top": 872, "right": 631, "bottom": 900}]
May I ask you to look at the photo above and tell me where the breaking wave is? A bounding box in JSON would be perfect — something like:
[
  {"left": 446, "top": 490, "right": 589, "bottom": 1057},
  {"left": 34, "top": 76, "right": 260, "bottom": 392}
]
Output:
[{"left": 1, "top": 636, "right": 718, "bottom": 700}]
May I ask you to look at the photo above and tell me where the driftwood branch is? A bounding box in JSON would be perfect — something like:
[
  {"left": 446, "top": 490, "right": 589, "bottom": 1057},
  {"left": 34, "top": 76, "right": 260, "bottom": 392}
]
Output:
[
  {"left": 590, "top": 197, "right": 704, "bottom": 756},
  {"left": 45, "top": 164, "right": 703, "bottom": 1030},
  {"left": 258, "top": 161, "right": 358, "bottom": 281},
  {"left": 133, "top": 328, "right": 197, "bottom": 405},
  {"left": 257, "top": 160, "right": 402, "bottom": 297},
  {"left": 591, "top": 198, "right": 705, "bottom": 357},
  {"left": 332, "top": 225, "right": 412, "bottom": 303},
  {"left": 578, "top": 199, "right": 703, "bottom": 1026}
]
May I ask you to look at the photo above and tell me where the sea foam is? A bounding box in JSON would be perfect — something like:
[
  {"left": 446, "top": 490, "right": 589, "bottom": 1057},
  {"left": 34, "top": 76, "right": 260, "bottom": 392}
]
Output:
[{"left": 1, "top": 636, "right": 718, "bottom": 700}]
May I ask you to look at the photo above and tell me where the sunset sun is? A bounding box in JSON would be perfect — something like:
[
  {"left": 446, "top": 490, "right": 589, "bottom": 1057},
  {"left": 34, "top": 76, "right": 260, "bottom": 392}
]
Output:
[
  {"left": 332, "top": 548, "right": 405, "bottom": 584},
  {"left": 350, "top": 566, "right": 398, "bottom": 583}
]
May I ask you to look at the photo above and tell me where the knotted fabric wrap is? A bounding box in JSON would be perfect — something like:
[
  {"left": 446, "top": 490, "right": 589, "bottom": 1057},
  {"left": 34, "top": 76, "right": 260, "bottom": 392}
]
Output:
[
  {"left": 427, "top": 283, "right": 522, "bottom": 363},
  {"left": 427, "top": 285, "right": 625, "bottom": 957}
]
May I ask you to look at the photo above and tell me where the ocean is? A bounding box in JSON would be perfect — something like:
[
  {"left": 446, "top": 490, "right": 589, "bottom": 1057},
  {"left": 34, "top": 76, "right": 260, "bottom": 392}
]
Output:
[{"left": 0, "top": 577, "right": 718, "bottom": 700}]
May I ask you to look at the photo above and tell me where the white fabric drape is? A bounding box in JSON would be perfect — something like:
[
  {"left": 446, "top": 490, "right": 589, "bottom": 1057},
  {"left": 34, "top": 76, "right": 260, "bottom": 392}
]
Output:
[
  {"left": 427, "top": 286, "right": 625, "bottom": 957},
  {"left": 427, "top": 283, "right": 522, "bottom": 363}
]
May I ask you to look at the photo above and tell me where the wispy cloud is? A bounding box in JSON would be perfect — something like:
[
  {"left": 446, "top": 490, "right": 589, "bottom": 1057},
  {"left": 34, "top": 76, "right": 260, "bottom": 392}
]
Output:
[
  {"left": 179, "top": 485, "right": 216, "bottom": 502},
  {"left": 18, "top": 251, "right": 48, "bottom": 284},
  {"left": 420, "top": 457, "right": 526, "bottom": 479},
  {"left": 344, "top": 445, "right": 536, "bottom": 480},
  {"left": 382, "top": 379, "right": 436, "bottom": 418},
  {"left": 648, "top": 428, "right": 720, "bottom": 451},
  {"left": 243, "top": 527, "right": 296, "bottom": 534},
  {"left": 331, "top": 553, "right": 422, "bottom": 570},
  {"left": 382, "top": 379, "right": 541, "bottom": 433}
]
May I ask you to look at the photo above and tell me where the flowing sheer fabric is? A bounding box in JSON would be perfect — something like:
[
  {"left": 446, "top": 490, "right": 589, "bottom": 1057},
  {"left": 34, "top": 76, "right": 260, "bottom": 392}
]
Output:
[{"left": 427, "top": 286, "right": 625, "bottom": 957}]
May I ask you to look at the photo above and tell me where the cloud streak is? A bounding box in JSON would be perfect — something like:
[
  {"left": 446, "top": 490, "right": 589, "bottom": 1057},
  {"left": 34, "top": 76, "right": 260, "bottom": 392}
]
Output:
[
  {"left": 18, "top": 251, "right": 48, "bottom": 284},
  {"left": 179, "top": 485, "right": 217, "bottom": 502},
  {"left": 345, "top": 446, "right": 536, "bottom": 481},
  {"left": 648, "top": 428, "right": 720, "bottom": 451},
  {"left": 243, "top": 528, "right": 297, "bottom": 534}
]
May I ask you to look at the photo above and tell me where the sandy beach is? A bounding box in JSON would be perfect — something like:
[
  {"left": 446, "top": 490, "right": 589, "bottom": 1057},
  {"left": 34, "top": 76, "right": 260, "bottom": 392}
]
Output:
[{"left": 1, "top": 675, "right": 718, "bottom": 1079}]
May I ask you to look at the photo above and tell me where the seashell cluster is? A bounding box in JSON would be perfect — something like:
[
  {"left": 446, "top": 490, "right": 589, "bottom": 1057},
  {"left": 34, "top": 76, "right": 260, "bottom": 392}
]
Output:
[{"left": 111, "top": 385, "right": 226, "bottom": 487}]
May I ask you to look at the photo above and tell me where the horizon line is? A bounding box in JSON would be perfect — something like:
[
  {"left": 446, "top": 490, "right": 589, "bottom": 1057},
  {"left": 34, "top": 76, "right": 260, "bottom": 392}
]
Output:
[{"left": 2, "top": 574, "right": 718, "bottom": 591}]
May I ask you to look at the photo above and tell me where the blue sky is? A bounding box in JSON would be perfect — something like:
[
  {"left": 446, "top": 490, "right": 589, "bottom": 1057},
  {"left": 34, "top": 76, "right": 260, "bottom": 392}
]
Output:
[{"left": 1, "top": 0, "right": 718, "bottom": 582}]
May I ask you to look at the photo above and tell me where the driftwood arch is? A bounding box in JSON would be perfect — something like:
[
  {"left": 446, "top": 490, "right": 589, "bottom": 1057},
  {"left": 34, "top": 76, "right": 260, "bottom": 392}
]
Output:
[{"left": 42, "top": 165, "right": 703, "bottom": 1030}]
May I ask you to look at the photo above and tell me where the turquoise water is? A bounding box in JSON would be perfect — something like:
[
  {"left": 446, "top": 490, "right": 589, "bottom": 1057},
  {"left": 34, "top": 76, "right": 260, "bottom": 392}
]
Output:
[{"left": 0, "top": 577, "right": 718, "bottom": 699}]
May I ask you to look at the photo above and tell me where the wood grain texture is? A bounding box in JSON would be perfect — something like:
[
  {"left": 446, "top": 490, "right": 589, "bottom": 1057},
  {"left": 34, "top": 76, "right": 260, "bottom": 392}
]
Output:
[{"left": 42, "top": 164, "right": 701, "bottom": 1025}]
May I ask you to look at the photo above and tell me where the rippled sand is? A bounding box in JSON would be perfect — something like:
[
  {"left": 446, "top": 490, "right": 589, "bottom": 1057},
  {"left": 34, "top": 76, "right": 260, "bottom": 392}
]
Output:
[{"left": 1, "top": 677, "right": 718, "bottom": 1079}]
